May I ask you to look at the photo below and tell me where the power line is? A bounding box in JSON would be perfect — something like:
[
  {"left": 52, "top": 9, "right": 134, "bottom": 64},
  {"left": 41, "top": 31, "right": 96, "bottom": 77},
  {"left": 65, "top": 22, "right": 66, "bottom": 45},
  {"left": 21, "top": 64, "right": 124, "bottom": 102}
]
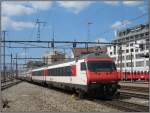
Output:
[{"left": 2, "top": 40, "right": 119, "bottom": 45}]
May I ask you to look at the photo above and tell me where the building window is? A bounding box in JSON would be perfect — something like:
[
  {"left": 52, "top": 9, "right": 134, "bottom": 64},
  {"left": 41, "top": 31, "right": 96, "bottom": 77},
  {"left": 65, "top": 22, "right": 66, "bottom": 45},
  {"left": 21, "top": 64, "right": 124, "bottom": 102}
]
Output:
[
  {"left": 126, "top": 44, "right": 129, "bottom": 47},
  {"left": 135, "top": 54, "right": 143, "bottom": 59},
  {"left": 126, "top": 54, "right": 134, "bottom": 60},
  {"left": 130, "top": 43, "right": 134, "bottom": 47},
  {"left": 114, "top": 46, "right": 116, "bottom": 55},
  {"left": 126, "top": 55, "right": 130, "bottom": 60},
  {"left": 130, "top": 48, "right": 134, "bottom": 52},
  {"left": 126, "top": 62, "right": 131, "bottom": 67},
  {"left": 126, "top": 49, "right": 129, "bottom": 53},
  {"left": 117, "top": 63, "right": 124, "bottom": 68},
  {"left": 135, "top": 49, "right": 138, "bottom": 52},
  {"left": 140, "top": 33, "right": 144, "bottom": 37},
  {"left": 110, "top": 52, "right": 112, "bottom": 55},
  {"left": 146, "top": 61, "right": 149, "bottom": 66},
  {"left": 135, "top": 35, "right": 139, "bottom": 39},
  {"left": 118, "top": 56, "right": 124, "bottom": 60},
  {"left": 136, "top": 61, "right": 144, "bottom": 67},
  {"left": 126, "top": 37, "right": 129, "bottom": 42},
  {"left": 130, "top": 36, "right": 134, "bottom": 41},
  {"left": 145, "top": 32, "right": 149, "bottom": 36},
  {"left": 146, "top": 39, "right": 149, "bottom": 50}
]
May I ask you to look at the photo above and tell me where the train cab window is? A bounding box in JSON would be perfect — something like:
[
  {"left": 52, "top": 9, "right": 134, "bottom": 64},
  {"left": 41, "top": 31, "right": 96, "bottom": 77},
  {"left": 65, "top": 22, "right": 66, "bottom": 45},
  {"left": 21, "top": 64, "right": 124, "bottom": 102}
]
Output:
[
  {"left": 81, "top": 62, "right": 86, "bottom": 71},
  {"left": 87, "top": 61, "right": 116, "bottom": 72}
]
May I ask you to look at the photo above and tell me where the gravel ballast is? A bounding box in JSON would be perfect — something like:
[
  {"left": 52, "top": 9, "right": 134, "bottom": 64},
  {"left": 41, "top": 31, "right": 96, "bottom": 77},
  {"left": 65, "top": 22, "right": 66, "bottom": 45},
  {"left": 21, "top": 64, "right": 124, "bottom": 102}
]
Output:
[{"left": 2, "top": 82, "right": 121, "bottom": 112}]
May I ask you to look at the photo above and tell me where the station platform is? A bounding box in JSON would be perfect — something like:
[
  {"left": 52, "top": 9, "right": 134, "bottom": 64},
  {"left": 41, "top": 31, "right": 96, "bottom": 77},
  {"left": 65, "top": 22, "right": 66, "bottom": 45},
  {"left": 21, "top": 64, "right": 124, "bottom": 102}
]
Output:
[{"left": 119, "top": 81, "right": 149, "bottom": 88}]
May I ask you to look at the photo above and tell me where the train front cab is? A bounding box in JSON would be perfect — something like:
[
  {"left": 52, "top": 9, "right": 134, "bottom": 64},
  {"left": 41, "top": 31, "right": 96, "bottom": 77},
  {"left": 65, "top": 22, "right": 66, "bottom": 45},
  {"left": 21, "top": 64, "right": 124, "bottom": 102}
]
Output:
[{"left": 77, "top": 58, "right": 121, "bottom": 98}]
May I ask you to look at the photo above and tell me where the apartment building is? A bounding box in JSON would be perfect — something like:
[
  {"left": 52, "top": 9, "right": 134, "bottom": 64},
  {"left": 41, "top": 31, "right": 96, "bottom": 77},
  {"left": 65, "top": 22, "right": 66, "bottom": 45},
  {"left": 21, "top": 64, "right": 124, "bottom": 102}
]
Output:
[{"left": 107, "top": 24, "right": 149, "bottom": 72}]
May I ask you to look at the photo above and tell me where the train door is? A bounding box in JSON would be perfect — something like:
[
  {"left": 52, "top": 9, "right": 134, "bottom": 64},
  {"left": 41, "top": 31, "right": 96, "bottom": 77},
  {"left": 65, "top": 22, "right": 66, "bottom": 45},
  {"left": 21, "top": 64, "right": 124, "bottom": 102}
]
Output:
[
  {"left": 44, "top": 68, "right": 48, "bottom": 83},
  {"left": 76, "top": 59, "right": 87, "bottom": 85}
]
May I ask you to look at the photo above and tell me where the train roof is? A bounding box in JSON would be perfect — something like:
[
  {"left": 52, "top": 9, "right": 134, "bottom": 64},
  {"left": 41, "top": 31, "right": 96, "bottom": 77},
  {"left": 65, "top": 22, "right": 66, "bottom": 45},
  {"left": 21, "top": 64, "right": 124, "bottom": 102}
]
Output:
[{"left": 31, "top": 52, "right": 111, "bottom": 70}]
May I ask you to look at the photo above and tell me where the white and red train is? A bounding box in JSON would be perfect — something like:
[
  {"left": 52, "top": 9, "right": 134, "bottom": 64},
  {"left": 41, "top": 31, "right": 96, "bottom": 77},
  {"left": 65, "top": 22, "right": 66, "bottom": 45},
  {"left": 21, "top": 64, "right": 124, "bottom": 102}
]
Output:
[
  {"left": 19, "top": 52, "right": 121, "bottom": 98},
  {"left": 121, "top": 71, "right": 149, "bottom": 81}
]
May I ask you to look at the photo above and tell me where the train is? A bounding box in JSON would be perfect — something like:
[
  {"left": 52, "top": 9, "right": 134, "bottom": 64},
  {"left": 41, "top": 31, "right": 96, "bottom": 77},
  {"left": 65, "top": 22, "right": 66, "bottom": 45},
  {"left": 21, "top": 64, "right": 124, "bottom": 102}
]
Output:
[
  {"left": 19, "top": 52, "right": 121, "bottom": 99},
  {"left": 120, "top": 71, "right": 149, "bottom": 81}
]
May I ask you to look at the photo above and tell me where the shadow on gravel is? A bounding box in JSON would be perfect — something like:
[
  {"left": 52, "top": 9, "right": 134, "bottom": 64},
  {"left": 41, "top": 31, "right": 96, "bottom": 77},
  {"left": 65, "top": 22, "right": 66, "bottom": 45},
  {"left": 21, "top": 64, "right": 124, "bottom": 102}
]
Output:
[{"left": 25, "top": 81, "right": 125, "bottom": 101}]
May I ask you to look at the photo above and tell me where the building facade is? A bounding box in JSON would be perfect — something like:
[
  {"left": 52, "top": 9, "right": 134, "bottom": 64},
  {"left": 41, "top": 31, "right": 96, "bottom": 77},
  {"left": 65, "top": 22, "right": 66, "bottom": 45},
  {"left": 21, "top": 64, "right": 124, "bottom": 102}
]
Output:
[
  {"left": 72, "top": 46, "right": 107, "bottom": 58},
  {"left": 42, "top": 51, "right": 65, "bottom": 65},
  {"left": 107, "top": 24, "right": 149, "bottom": 72}
]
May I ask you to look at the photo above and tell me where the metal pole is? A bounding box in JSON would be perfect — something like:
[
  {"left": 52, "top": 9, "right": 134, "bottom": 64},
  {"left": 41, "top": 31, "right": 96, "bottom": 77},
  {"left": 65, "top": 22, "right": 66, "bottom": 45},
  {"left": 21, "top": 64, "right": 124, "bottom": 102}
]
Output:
[
  {"left": 148, "top": 1, "right": 150, "bottom": 111},
  {"left": 119, "top": 44, "right": 123, "bottom": 81},
  {"left": 87, "top": 22, "right": 92, "bottom": 42},
  {"left": 86, "top": 43, "right": 88, "bottom": 53},
  {"left": 2, "top": 31, "right": 6, "bottom": 82},
  {"left": 0, "top": 2, "right": 2, "bottom": 110},
  {"left": 131, "top": 52, "right": 133, "bottom": 82},
  {"left": 120, "top": 45, "right": 123, "bottom": 81},
  {"left": 11, "top": 53, "right": 13, "bottom": 79},
  {"left": 16, "top": 54, "right": 18, "bottom": 79}
]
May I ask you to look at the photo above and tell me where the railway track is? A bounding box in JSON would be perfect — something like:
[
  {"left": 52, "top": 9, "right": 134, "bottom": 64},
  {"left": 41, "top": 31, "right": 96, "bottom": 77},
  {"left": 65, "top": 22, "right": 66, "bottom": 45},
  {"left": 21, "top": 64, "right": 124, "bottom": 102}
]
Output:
[
  {"left": 93, "top": 99, "right": 149, "bottom": 112},
  {"left": 119, "top": 89, "right": 149, "bottom": 99},
  {"left": 121, "top": 85, "right": 149, "bottom": 93},
  {"left": 1, "top": 80, "right": 22, "bottom": 91}
]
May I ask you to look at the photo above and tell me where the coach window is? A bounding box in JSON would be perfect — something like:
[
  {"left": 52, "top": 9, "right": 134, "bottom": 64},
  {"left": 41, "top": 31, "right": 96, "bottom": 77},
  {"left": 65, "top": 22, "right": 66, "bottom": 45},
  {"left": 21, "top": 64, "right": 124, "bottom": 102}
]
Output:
[{"left": 81, "top": 62, "right": 86, "bottom": 71}]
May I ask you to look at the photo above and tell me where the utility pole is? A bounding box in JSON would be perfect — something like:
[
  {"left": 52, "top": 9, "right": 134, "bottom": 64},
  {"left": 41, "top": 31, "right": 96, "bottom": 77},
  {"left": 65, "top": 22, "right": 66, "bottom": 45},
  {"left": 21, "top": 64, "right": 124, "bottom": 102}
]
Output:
[
  {"left": 148, "top": 0, "right": 150, "bottom": 101},
  {"left": 2, "top": 31, "right": 7, "bottom": 82},
  {"left": 131, "top": 52, "right": 133, "bottom": 82},
  {"left": 119, "top": 44, "right": 123, "bottom": 81},
  {"left": 35, "top": 19, "right": 46, "bottom": 41},
  {"left": 11, "top": 53, "right": 13, "bottom": 79},
  {"left": 16, "top": 54, "right": 18, "bottom": 79},
  {"left": 0, "top": 2, "right": 2, "bottom": 108},
  {"left": 24, "top": 47, "right": 27, "bottom": 67}
]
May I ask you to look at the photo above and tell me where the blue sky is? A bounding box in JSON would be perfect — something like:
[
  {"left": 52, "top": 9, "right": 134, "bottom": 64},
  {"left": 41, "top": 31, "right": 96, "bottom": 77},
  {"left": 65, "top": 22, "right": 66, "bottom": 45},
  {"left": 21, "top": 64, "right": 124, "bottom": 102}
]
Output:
[{"left": 1, "top": 1, "right": 148, "bottom": 64}]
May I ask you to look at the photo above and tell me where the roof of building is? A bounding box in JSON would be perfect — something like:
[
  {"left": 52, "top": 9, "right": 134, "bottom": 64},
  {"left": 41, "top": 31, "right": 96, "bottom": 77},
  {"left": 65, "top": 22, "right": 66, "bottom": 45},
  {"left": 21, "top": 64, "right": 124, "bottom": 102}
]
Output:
[{"left": 72, "top": 46, "right": 107, "bottom": 57}]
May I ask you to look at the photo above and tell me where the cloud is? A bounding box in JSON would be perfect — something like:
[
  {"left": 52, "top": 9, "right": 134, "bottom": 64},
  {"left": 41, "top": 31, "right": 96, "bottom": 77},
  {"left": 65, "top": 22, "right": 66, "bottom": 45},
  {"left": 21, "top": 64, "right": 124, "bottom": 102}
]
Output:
[
  {"left": 96, "top": 37, "right": 108, "bottom": 43},
  {"left": 103, "top": 1, "right": 119, "bottom": 5},
  {"left": 28, "top": 1, "right": 52, "bottom": 10},
  {"left": 122, "top": 1, "right": 144, "bottom": 6},
  {"left": 111, "top": 20, "right": 131, "bottom": 29},
  {"left": 2, "top": 1, "right": 52, "bottom": 16},
  {"left": 138, "top": 5, "right": 148, "bottom": 13},
  {"left": 57, "top": 1, "right": 94, "bottom": 14},
  {"left": 2, "top": 2, "right": 34, "bottom": 16},
  {"left": 11, "top": 21, "right": 34, "bottom": 30},
  {"left": 2, "top": 16, "right": 35, "bottom": 30},
  {"left": 1, "top": 16, "right": 12, "bottom": 30}
]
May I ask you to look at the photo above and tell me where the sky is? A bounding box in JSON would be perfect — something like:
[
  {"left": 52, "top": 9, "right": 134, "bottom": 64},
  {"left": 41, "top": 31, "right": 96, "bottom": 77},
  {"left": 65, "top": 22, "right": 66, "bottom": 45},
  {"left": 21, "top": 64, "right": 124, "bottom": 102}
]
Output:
[{"left": 1, "top": 0, "right": 148, "bottom": 64}]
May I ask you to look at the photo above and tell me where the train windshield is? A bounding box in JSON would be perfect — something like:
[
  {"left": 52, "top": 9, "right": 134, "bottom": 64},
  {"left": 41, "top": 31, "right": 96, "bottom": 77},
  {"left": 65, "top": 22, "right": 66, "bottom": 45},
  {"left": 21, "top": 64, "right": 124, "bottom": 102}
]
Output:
[{"left": 87, "top": 61, "right": 116, "bottom": 72}]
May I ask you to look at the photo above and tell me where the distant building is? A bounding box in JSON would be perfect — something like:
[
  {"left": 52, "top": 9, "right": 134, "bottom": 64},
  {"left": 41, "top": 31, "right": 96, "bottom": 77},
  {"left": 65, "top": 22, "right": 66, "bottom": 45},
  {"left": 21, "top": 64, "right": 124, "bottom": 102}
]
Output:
[
  {"left": 27, "top": 60, "right": 45, "bottom": 68},
  {"left": 42, "top": 51, "right": 65, "bottom": 65},
  {"left": 72, "top": 46, "right": 107, "bottom": 58},
  {"left": 107, "top": 23, "right": 149, "bottom": 72}
]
